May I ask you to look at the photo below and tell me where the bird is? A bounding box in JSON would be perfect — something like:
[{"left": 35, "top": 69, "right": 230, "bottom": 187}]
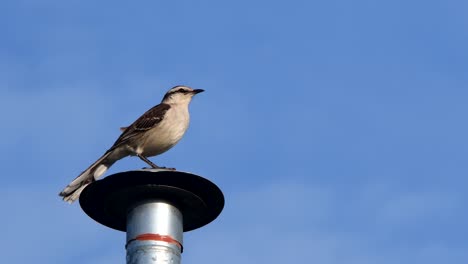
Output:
[{"left": 59, "top": 85, "right": 204, "bottom": 203}]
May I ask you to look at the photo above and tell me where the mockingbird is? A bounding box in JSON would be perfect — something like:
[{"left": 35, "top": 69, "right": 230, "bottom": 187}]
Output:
[{"left": 59, "top": 85, "right": 204, "bottom": 203}]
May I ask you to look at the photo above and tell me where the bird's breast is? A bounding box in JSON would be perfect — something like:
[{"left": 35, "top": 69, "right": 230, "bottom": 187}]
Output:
[{"left": 140, "top": 106, "right": 190, "bottom": 157}]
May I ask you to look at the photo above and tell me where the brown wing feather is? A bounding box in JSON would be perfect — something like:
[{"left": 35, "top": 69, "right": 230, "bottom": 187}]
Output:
[
  {"left": 111, "top": 103, "right": 171, "bottom": 149},
  {"left": 131, "top": 103, "right": 171, "bottom": 131}
]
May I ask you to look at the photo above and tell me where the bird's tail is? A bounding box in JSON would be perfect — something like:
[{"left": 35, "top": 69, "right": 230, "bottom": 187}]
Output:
[{"left": 59, "top": 150, "right": 115, "bottom": 203}]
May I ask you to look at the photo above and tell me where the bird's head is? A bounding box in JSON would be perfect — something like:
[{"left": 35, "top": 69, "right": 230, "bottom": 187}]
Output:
[{"left": 161, "top": 85, "right": 204, "bottom": 104}]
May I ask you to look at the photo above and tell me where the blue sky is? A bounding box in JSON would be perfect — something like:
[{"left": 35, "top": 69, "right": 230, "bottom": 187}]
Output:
[{"left": 1, "top": 0, "right": 467, "bottom": 263}]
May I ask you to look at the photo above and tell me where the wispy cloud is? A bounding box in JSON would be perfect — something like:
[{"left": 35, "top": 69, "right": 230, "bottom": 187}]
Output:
[{"left": 183, "top": 180, "right": 467, "bottom": 264}]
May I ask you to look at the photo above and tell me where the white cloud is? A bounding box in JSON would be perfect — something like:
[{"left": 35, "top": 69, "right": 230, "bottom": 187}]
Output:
[
  {"left": 0, "top": 184, "right": 124, "bottom": 262},
  {"left": 377, "top": 191, "right": 460, "bottom": 224},
  {"left": 182, "top": 180, "right": 467, "bottom": 264}
]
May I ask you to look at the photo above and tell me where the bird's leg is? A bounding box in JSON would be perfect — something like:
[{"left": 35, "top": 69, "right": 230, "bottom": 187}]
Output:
[
  {"left": 137, "top": 154, "right": 160, "bottom": 168},
  {"left": 137, "top": 154, "right": 176, "bottom": 170}
]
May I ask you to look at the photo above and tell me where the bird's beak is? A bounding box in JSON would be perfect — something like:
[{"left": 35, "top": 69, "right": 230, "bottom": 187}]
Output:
[{"left": 192, "top": 89, "right": 205, "bottom": 94}]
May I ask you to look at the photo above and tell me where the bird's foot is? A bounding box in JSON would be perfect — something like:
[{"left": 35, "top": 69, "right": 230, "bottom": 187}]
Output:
[
  {"left": 142, "top": 166, "right": 176, "bottom": 171},
  {"left": 158, "top": 166, "right": 176, "bottom": 171}
]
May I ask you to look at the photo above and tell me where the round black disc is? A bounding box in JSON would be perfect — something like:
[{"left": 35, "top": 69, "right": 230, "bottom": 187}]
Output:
[{"left": 79, "top": 169, "right": 224, "bottom": 232}]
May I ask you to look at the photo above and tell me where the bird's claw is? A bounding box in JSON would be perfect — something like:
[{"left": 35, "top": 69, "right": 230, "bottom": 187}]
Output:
[
  {"left": 141, "top": 166, "right": 176, "bottom": 171},
  {"left": 159, "top": 166, "right": 176, "bottom": 171}
]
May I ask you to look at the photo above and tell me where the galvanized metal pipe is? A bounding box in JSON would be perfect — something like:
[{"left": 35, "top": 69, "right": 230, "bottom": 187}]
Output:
[{"left": 126, "top": 201, "right": 183, "bottom": 264}]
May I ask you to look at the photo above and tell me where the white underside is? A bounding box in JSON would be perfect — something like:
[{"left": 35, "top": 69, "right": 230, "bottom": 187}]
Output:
[{"left": 136, "top": 104, "right": 190, "bottom": 157}]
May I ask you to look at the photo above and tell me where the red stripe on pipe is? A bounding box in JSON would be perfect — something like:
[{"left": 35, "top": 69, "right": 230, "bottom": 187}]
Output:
[{"left": 134, "top": 233, "right": 183, "bottom": 250}]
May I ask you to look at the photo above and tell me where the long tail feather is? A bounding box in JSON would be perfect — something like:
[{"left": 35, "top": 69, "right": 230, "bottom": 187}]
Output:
[{"left": 59, "top": 151, "right": 114, "bottom": 203}]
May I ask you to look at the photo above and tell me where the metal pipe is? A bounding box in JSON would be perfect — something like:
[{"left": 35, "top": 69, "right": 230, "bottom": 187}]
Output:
[{"left": 126, "top": 201, "right": 183, "bottom": 264}]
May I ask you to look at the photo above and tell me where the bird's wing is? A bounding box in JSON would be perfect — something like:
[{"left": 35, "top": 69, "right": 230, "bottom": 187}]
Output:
[
  {"left": 111, "top": 103, "right": 171, "bottom": 148},
  {"left": 130, "top": 103, "right": 171, "bottom": 131}
]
